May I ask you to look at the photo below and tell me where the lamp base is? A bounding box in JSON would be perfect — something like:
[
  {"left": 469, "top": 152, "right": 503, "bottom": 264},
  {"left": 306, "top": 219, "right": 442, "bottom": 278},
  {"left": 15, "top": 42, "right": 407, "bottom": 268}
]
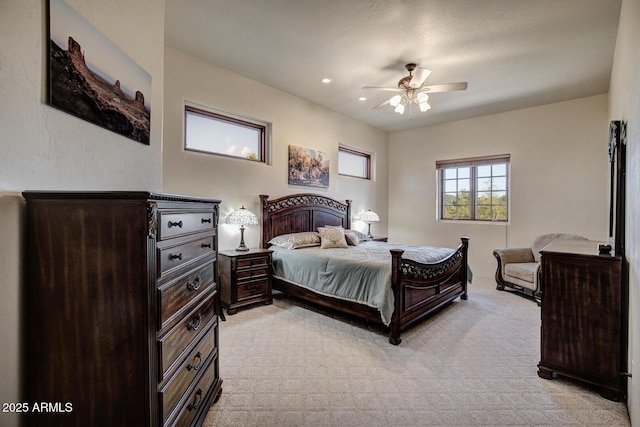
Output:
[{"left": 236, "top": 226, "right": 250, "bottom": 251}]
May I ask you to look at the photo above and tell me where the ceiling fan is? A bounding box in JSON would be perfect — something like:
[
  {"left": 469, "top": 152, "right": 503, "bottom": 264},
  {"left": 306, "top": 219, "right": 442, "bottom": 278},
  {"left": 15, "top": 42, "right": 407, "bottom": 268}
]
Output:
[{"left": 362, "top": 63, "right": 468, "bottom": 114}]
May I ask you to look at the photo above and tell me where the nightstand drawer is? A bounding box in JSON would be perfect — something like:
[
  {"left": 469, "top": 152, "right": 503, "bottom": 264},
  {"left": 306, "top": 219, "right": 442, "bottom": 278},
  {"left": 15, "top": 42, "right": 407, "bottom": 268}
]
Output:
[
  {"left": 158, "top": 263, "right": 215, "bottom": 331},
  {"left": 159, "top": 211, "right": 215, "bottom": 240},
  {"left": 237, "top": 278, "right": 269, "bottom": 301},
  {"left": 159, "top": 294, "right": 216, "bottom": 379},
  {"left": 160, "top": 323, "right": 217, "bottom": 422},
  {"left": 158, "top": 235, "right": 215, "bottom": 278},
  {"left": 236, "top": 256, "right": 269, "bottom": 270},
  {"left": 236, "top": 267, "right": 268, "bottom": 281}
]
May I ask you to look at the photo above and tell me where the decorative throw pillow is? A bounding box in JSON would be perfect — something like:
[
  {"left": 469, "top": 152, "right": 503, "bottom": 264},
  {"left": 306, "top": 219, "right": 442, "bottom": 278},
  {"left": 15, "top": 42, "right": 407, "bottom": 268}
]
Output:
[
  {"left": 318, "top": 227, "right": 349, "bottom": 249},
  {"left": 344, "top": 231, "right": 359, "bottom": 246},
  {"left": 346, "top": 229, "right": 369, "bottom": 241},
  {"left": 268, "top": 232, "right": 321, "bottom": 249}
]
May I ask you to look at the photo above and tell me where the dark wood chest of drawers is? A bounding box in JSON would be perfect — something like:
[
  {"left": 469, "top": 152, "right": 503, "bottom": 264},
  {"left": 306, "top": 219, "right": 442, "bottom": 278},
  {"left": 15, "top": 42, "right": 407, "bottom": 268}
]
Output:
[
  {"left": 23, "top": 191, "right": 223, "bottom": 427},
  {"left": 538, "top": 239, "right": 627, "bottom": 400},
  {"left": 219, "top": 248, "right": 272, "bottom": 314}
]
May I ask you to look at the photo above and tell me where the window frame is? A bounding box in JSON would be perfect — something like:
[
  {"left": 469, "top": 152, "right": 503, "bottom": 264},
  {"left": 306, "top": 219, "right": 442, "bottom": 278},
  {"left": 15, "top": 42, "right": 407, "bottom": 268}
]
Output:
[
  {"left": 184, "top": 104, "right": 270, "bottom": 163},
  {"left": 338, "top": 145, "right": 372, "bottom": 180},
  {"left": 436, "top": 154, "right": 510, "bottom": 222}
]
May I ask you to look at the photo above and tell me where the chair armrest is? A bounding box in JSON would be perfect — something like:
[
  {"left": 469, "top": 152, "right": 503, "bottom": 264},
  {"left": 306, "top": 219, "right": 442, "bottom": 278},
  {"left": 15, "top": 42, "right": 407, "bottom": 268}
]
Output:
[{"left": 493, "top": 248, "right": 535, "bottom": 264}]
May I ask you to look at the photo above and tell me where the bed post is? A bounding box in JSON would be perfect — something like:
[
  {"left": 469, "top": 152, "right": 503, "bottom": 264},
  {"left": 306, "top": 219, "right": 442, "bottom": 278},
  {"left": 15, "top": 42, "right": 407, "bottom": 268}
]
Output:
[
  {"left": 259, "top": 194, "right": 269, "bottom": 248},
  {"left": 389, "top": 248, "right": 404, "bottom": 345},
  {"left": 460, "top": 236, "right": 470, "bottom": 300},
  {"left": 345, "top": 199, "right": 352, "bottom": 229}
]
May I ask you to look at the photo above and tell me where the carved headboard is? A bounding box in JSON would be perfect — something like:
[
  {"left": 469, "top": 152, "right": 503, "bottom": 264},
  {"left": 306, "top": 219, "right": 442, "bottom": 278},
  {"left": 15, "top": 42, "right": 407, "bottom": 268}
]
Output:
[{"left": 260, "top": 194, "right": 352, "bottom": 248}]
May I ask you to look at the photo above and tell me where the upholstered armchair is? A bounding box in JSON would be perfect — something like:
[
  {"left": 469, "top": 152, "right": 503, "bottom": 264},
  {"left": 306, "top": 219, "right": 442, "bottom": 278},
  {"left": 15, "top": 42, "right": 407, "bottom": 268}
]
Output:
[{"left": 493, "top": 233, "right": 588, "bottom": 303}]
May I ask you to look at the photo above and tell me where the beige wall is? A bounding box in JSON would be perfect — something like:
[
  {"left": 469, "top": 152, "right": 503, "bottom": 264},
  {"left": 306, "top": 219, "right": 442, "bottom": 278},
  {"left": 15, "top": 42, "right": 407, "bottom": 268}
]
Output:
[
  {"left": 163, "top": 47, "right": 389, "bottom": 250},
  {"left": 388, "top": 94, "right": 610, "bottom": 279},
  {"left": 0, "top": 1, "right": 164, "bottom": 426},
  {"left": 609, "top": 0, "right": 640, "bottom": 423}
]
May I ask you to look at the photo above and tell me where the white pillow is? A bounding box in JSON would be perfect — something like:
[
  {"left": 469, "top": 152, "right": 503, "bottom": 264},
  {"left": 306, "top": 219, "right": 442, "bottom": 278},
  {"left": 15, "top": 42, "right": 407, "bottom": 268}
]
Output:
[{"left": 318, "top": 227, "right": 349, "bottom": 249}]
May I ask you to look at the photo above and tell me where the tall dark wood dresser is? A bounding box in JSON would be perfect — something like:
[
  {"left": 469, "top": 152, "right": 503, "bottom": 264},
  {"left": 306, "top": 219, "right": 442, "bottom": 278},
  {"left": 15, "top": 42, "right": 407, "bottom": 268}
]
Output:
[
  {"left": 537, "top": 239, "right": 627, "bottom": 400},
  {"left": 23, "top": 191, "right": 223, "bottom": 427}
]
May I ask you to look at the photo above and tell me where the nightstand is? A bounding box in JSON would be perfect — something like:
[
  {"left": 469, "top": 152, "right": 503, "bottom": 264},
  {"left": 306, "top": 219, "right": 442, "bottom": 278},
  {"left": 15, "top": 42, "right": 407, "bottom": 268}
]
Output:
[
  {"left": 218, "top": 248, "right": 272, "bottom": 314},
  {"left": 370, "top": 236, "right": 388, "bottom": 242}
]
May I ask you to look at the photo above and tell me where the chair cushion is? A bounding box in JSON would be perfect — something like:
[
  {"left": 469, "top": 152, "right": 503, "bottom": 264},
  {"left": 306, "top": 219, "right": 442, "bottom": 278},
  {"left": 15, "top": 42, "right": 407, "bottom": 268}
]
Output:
[
  {"left": 531, "top": 233, "right": 588, "bottom": 262},
  {"left": 504, "top": 262, "right": 538, "bottom": 283}
]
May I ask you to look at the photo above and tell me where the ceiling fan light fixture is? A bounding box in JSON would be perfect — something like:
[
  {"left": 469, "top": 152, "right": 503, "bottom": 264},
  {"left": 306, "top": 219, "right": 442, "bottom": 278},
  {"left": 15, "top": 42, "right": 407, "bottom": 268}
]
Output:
[
  {"left": 364, "top": 63, "right": 467, "bottom": 117},
  {"left": 419, "top": 101, "right": 431, "bottom": 112}
]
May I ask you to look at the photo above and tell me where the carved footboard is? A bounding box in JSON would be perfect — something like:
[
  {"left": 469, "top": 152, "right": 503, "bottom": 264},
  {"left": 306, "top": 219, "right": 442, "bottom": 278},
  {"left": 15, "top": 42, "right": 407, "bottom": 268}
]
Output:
[{"left": 388, "top": 237, "right": 470, "bottom": 345}]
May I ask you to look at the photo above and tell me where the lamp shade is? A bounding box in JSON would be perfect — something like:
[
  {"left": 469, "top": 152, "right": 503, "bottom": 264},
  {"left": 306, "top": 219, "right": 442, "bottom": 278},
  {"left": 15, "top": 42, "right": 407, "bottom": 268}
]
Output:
[
  {"left": 225, "top": 206, "right": 258, "bottom": 226},
  {"left": 360, "top": 209, "right": 380, "bottom": 223}
]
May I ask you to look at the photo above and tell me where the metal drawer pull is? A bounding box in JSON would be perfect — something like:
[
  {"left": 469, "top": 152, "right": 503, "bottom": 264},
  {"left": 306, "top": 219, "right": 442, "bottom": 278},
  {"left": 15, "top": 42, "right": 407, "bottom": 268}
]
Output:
[
  {"left": 201, "top": 217, "right": 212, "bottom": 224},
  {"left": 169, "top": 253, "right": 183, "bottom": 261},
  {"left": 187, "top": 313, "right": 202, "bottom": 331},
  {"left": 187, "top": 351, "right": 203, "bottom": 372},
  {"left": 201, "top": 243, "right": 212, "bottom": 249},
  {"left": 168, "top": 220, "right": 183, "bottom": 228},
  {"left": 187, "top": 276, "right": 202, "bottom": 292},
  {"left": 187, "top": 389, "right": 203, "bottom": 411}
]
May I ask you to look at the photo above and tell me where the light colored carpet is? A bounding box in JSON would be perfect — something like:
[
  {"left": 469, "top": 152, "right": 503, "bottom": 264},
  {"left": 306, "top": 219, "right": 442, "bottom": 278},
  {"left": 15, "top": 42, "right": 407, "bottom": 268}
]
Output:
[{"left": 203, "top": 277, "right": 630, "bottom": 426}]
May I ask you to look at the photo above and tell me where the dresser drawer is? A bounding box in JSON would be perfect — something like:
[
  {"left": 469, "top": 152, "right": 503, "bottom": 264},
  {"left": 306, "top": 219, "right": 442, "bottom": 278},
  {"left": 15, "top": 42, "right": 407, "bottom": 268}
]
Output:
[
  {"left": 169, "top": 358, "right": 218, "bottom": 427},
  {"left": 158, "top": 263, "right": 215, "bottom": 331},
  {"left": 237, "top": 278, "right": 269, "bottom": 301},
  {"left": 158, "top": 235, "right": 215, "bottom": 278},
  {"left": 159, "top": 294, "right": 216, "bottom": 379},
  {"left": 160, "top": 322, "right": 217, "bottom": 423},
  {"left": 159, "top": 211, "right": 215, "bottom": 240}
]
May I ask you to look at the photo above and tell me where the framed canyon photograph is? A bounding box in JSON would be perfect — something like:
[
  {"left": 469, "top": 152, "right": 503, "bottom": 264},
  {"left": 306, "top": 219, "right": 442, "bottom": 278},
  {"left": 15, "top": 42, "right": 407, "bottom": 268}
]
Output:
[{"left": 47, "top": 0, "right": 152, "bottom": 145}]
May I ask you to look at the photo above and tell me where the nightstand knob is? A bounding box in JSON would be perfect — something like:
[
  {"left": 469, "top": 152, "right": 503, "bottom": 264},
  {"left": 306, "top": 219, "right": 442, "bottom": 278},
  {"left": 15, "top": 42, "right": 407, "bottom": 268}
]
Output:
[
  {"left": 168, "top": 220, "right": 183, "bottom": 228},
  {"left": 201, "top": 217, "right": 212, "bottom": 224},
  {"left": 169, "top": 253, "right": 183, "bottom": 261}
]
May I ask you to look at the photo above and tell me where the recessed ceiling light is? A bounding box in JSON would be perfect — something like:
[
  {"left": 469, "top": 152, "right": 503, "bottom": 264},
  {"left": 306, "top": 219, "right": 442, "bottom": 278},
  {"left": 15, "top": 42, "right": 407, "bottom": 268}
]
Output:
[
  {"left": 321, "top": 78, "right": 331, "bottom": 84},
  {"left": 358, "top": 97, "right": 367, "bottom": 101}
]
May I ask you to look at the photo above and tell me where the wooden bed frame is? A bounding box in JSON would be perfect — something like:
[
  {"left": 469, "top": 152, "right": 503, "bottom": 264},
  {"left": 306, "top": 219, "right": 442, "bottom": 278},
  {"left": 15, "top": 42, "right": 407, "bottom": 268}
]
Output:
[{"left": 260, "top": 193, "right": 469, "bottom": 345}]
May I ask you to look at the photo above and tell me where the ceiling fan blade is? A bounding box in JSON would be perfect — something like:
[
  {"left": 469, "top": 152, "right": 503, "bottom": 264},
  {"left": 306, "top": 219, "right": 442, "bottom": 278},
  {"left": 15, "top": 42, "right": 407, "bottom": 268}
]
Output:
[
  {"left": 422, "top": 82, "right": 468, "bottom": 93},
  {"left": 409, "top": 67, "right": 431, "bottom": 88},
  {"left": 373, "top": 98, "right": 391, "bottom": 109},
  {"left": 361, "top": 86, "right": 402, "bottom": 92}
]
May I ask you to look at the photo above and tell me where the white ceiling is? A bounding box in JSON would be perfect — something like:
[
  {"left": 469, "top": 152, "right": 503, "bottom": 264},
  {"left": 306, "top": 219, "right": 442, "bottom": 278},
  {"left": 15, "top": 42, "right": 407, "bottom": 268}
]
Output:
[{"left": 165, "top": 0, "right": 621, "bottom": 133}]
